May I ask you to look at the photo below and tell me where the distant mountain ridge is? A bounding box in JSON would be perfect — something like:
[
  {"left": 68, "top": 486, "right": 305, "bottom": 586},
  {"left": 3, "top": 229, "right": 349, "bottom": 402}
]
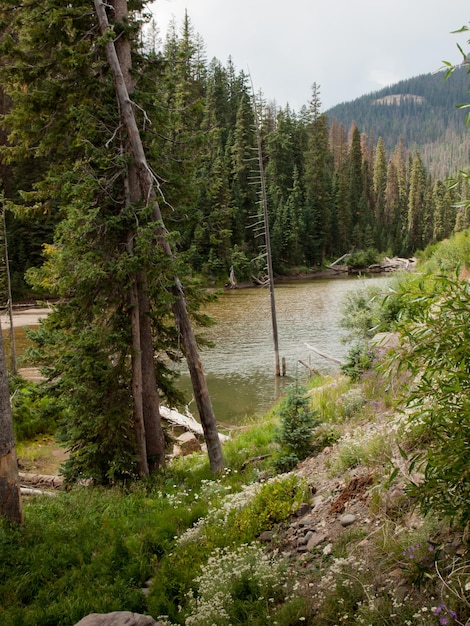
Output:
[{"left": 325, "top": 68, "right": 469, "bottom": 178}]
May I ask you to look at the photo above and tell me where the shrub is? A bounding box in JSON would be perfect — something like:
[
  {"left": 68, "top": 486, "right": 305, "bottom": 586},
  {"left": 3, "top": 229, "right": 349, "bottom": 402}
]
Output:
[
  {"left": 393, "top": 272, "right": 470, "bottom": 525},
  {"left": 273, "top": 383, "right": 320, "bottom": 471},
  {"left": 341, "top": 343, "right": 376, "bottom": 382},
  {"left": 339, "top": 279, "right": 403, "bottom": 344},
  {"left": 347, "top": 248, "right": 379, "bottom": 269},
  {"left": 9, "top": 376, "right": 62, "bottom": 442},
  {"left": 184, "top": 543, "right": 286, "bottom": 626}
]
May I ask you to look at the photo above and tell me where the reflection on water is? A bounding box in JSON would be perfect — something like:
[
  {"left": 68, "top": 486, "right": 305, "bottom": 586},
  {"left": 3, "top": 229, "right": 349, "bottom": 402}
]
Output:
[{"left": 177, "top": 275, "right": 391, "bottom": 424}]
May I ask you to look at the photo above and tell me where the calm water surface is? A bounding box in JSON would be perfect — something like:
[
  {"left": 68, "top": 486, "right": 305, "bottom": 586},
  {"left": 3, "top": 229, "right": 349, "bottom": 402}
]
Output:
[{"left": 178, "top": 275, "right": 391, "bottom": 424}]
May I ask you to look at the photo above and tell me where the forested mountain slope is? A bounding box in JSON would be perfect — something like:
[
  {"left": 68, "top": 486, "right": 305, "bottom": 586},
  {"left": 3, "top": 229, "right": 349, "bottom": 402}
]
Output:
[{"left": 326, "top": 68, "right": 470, "bottom": 178}]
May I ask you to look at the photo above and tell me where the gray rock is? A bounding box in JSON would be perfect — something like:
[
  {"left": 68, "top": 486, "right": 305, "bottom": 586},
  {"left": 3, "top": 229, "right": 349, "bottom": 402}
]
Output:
[
  {"left": 307, "top": 532, "right": 328, "bottom": 550},
  {"left": 259, "top": 530, "right": 274, "bottom": 542},
  {"left": 74, "top": 612, "right": 161, "bottom": 626},
  {"left": 311, "top": 495, "right": 324, "bottom": 510},
  {"left": 339, "top": 513, "right": 356, "bottom": 527},
  {"left": 295, "top": 503, "right": 311, "bottom": 517},
  {"left": 298, "top": 514, "right": 316, "bottom": 528}
]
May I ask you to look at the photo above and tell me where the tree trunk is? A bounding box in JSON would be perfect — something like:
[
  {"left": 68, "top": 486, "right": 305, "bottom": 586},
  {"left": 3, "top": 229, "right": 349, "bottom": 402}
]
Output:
[
  {"left": 114, "top": 0, "right": 166, "bottom": 473},
  {"left": 172, "top": 281, "right": 224, "bottom": 472},
  {"left": 0, "top": 319, "right": 22, "bottom": 524},
  {"left": 138, "top": 276, "right": 166, "bottom": 471},
  {"left": 127, "top": 266, "right": 149, "bottom": 477},
  {"left": 94, "top": 0, "right": 224, "bottom": 472}
]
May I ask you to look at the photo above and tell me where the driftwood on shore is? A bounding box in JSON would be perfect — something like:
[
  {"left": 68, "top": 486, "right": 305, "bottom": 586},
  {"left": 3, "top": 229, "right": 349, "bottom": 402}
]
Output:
[
  {"left": 328, "top": 254, "right": 417, "bottom": 274},
  {"left": 159, "top": 406, "right": 229, "bottom": 442}
]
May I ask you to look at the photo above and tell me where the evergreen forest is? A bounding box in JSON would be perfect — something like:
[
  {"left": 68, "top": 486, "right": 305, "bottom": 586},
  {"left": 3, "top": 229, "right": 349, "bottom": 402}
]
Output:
[
  {"left": 1, "top": 7, "right": 470, "bottom": 300},
  {"left": 327, "top": 68, "right": 470, "bottom": 179}
]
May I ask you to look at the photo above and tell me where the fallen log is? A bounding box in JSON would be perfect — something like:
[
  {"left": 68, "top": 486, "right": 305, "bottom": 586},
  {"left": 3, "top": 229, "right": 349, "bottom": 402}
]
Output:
[
  {"left": 19, "top": 472, "right": 64, "bottom": 490},
  {"left": 20, "top": 487, "right": 58, "bottom": 497},
  {"left": 298, "top": 359, "right": 321, "bottom": 377},
  {"left": 305, "top": 343, "right": 344, "bottom": 365},
  {"left": 160, "top": 406, "right": 229, "bottom": 442},
  {"left": 328, "top": 252, "right": 351, "bottom": 268}
]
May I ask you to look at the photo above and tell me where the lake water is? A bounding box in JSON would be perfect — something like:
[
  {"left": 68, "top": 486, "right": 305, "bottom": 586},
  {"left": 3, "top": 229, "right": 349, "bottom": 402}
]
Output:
[{"left": 177, "top": 274, "right": 392, "bottom": 424}]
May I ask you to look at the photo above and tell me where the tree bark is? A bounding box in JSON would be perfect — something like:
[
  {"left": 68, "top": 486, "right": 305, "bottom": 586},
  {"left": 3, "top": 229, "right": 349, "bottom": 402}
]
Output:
[
  {"left": 114, "top": 0, "right": 166, "bottom": 474},
  {"left": 127, "top": 268, "right": 149, "bottom": 477},
  {"left": 138, "top": 277, "right": 166, "bottom": 471},
  {"left": 94, "top": 0, "right": 224, "bottom": 472},
  {"left": 0, "top": 318, "right": 23, "bottom": 524}
]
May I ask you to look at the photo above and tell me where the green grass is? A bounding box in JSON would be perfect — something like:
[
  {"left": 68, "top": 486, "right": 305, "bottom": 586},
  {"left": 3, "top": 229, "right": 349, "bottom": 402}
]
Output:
[
  {"left": 3, "top": 357, "right": 470, "bottom": 626},
  {"left": 0, "top": 404, "right": 309, "bottom": 626}
]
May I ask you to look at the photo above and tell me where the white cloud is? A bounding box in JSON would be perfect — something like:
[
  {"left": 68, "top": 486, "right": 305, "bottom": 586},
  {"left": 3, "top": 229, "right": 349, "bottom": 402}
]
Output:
[{"left": 149, "top": 0, "right": 469, "bottom": 110}]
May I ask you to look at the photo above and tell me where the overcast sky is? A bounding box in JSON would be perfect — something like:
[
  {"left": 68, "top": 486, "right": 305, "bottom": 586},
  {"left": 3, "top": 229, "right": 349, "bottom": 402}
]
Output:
[{"left": 148, "top": 0, "right": 469, "bottom": 112}]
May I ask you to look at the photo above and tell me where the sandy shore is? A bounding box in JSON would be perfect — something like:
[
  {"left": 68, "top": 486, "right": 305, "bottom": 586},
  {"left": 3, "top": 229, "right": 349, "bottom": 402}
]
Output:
[{"left": 0, "top": 308, "right": 50, "bottom": 329}]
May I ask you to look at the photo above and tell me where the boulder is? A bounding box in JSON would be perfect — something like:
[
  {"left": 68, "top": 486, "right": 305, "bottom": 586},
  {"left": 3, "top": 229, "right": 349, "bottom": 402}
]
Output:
[
  {"left": 74, "top": 612, "right": 161, "bottom": 626},
  {"left": 173, "top": 431, "right": 201, "bottom": 457}
]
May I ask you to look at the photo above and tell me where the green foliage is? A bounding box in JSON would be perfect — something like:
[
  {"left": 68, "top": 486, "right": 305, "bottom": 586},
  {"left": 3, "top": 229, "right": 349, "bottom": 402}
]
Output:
[
  {"left": 222, "top": 473, "right": 308, "bottom": 543},
  {"left": 347, "top": 247, "right": 379, "bottom": 269},
  {"left": 339, "top": 279, "right": 402, "bottom": 343},
  {"left": 25, "top": 312, "right": 141, "bottom": 485},
  {"left": 0, "top": 483, "right": 199, "bottom": 626},
  {"left": 340, "top": 343, "right": 377, "bottom": 382},
  {"left": 273, "top": 383, "right": 320, "bottom": 471},
  {"left": 392, "top": 272, "right": 470, "bottom": 525},
  {"left": 2, "top": 1, "right": 470, "bottom": 305},
  {"left": 148, "top": 472, "right": 309, "bottom": 621},
  {"left": 419, "top": 227, "right": 470, "bottom": 274},
  {"left": 9, "top": 376, "right": 61, "bottom": 442},
  {"left": 181, "top": 543, "right": 287, "bottom": 626},
  {"left": 327, "top": 68, "right": 470, "bottom": 180}
]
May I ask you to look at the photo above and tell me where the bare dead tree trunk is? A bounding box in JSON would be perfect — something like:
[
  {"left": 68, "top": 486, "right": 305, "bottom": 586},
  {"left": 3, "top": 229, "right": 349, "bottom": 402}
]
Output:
[
  {"left": 0, "top": 318, "right": 22, "bottom": 524},
  {"left": 113, "top": 0, "right": 166, "bottom": 474},
  {"left": 95, "top": 0, "right": 224, "bottom": 472}
]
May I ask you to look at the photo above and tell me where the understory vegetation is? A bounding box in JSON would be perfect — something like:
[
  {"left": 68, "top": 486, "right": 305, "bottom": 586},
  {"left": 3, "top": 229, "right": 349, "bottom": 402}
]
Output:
[{"left": 1, "top": 228, "right": 470, "bottom": 625}]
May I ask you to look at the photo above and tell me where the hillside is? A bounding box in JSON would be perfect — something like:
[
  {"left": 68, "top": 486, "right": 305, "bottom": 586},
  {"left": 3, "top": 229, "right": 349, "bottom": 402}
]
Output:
[{"left": 326, "top": 67, "right": 470, "bottom": 178}]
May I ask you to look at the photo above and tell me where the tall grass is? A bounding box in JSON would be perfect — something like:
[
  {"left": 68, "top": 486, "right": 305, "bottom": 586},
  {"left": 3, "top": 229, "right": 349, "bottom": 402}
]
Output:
[{"left": 0, "top": 410, "right": 310, "bottom": 626}]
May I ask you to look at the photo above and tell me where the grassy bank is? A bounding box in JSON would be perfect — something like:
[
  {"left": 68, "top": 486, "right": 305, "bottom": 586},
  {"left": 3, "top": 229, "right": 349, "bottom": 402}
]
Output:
[{"left": 1, "top": 364, "right": 469, "bottom": 625}]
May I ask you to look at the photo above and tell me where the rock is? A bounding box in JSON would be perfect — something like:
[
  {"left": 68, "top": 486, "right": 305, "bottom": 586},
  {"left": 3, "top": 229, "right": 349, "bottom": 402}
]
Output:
[
  {"left": 74, "top": 612, "right": 161, "bottom": 626},
  {"left": 297, "top": 530, "right": 315, "bottom": 547},
  {"left": 370, "top": 332, "right": 400, "bottom": 350},
  {"left": 322, "top": 543, "right": 333, "bottom": 556},
  {"left": 295, "top": 502, "right": 311, "bottom": 517},
  {"left": 339, "top": 513, "right": 356, "bottom": 527},
  {"left": 307, "top": 532, "right": 328, "bottom": 550},
  {"left": 384, "top": 487, "right": 407, "bottom": 514},
  {"left": 311, "top": 495, "right": 324, "bottom": 510},
  {"left": 176, "top": 431, "right": 201, "bottom": 455},
  {"left": 258, "top": 530, "right": 274, "bottom": 542},
  {"left": 298, "top": 514, "right": 316, "bottom": 528}
]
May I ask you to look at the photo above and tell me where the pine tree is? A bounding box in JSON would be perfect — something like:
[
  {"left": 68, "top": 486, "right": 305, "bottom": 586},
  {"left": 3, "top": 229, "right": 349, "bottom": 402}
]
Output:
[
  {"left": 372, "top": 137, "right": 388, "bottom": 248},
  {"left": 0, "top": 0, "right": 223, "bottom": 482},
  {"left": 348, "top": 124, "right": 364, "bottom": 234},
  {"left": 303, "top": 85, "right": 333, "bottom": 263},
  {"left": 407, "top": 152, "right": 428, "bottom": 251},
  {"left": 230, "top": 90, "right": 257, "bottom": 251}
]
